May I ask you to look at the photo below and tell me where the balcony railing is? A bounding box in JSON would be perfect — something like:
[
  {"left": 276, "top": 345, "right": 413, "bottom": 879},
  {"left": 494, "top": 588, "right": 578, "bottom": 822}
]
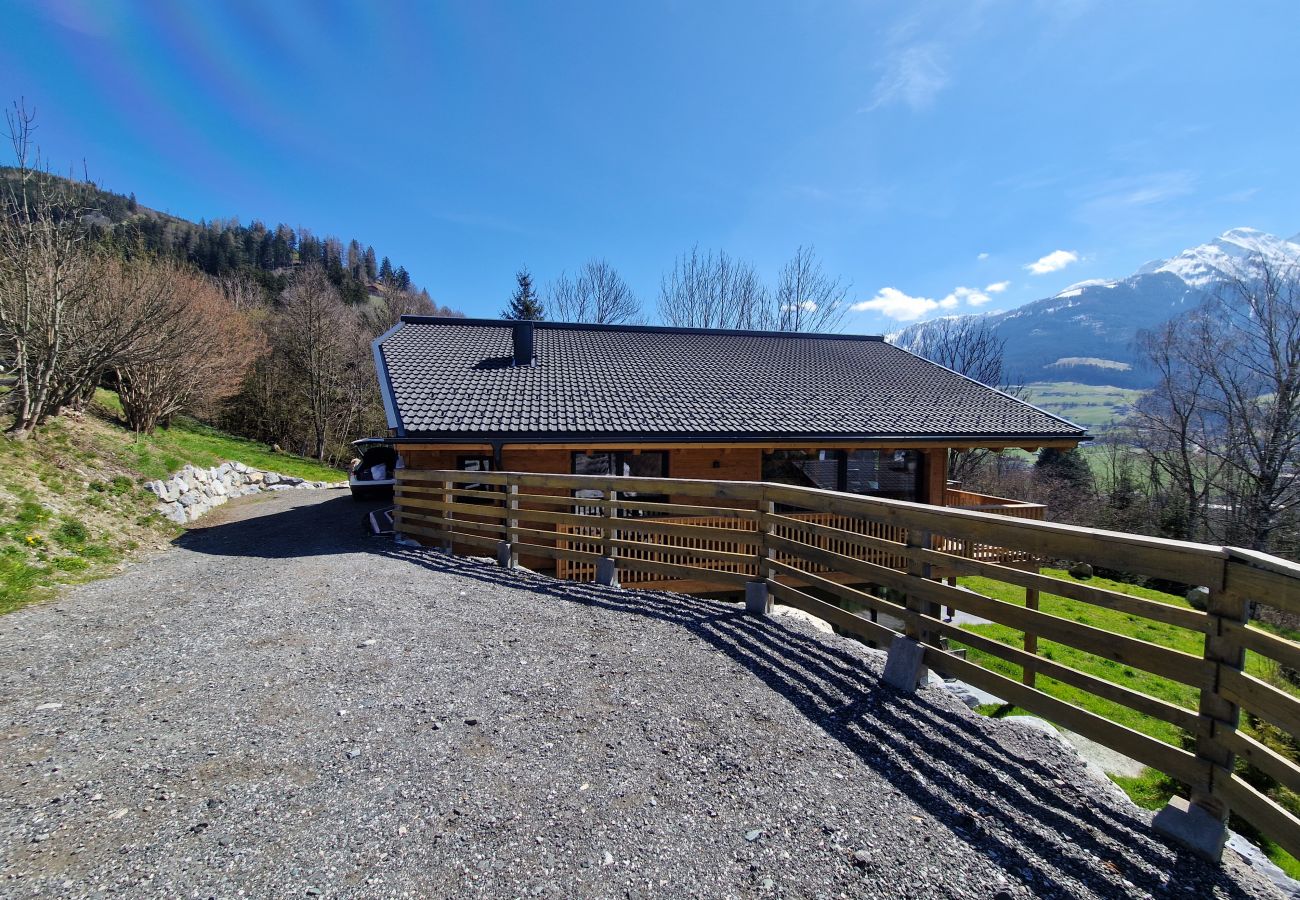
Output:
[
  {"left": 394, "top": 468, "right": 1300, "bottom": 863},
  {"left": 945, "top": 486, "right": 1047, "bottom": 520}
]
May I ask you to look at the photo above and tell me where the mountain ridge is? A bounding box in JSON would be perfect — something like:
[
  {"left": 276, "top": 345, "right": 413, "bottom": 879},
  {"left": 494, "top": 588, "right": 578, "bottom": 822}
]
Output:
[{"left": 893, "top": 227, "right": 1300, "bottom": 388}]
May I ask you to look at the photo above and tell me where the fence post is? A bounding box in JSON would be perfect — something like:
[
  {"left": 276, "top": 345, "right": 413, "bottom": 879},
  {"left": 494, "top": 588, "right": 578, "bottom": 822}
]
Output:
[
  {"left": 1153, "top": 568, "right": 1247, "bottom": 861},
  {"left": 440, "top": 478, "right": 454, "bottom": 553},
  {"left": 595, "top": 487, "right": 619, "bottom": 587},
  {"left": 497, "top": 481, "right": 518, "bottom": 569},
  {"left": 747, "top": 489, "right": 772, "bottom": 616},
  {"left": 1023, "top": 586, "right": 1039, "bottom": 687},
  {"left": 885, "top": 527, "right": 933, "bottom": 690}
]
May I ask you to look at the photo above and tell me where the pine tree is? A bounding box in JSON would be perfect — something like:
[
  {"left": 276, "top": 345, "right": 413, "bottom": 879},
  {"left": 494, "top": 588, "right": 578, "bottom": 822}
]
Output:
[
  {"left": 364, "top": 246, "right": 377, "bottom": 281},
  {"left": 395, "top": 266, "right": 411, "bottom": 291},
  {"left": 379, "top": 256, "right": 394, "bottom": 282},
  {"left": 501, "top": 267, "right": 545, "bottom": 320},
  {"left": 347, "top": 239, "right": 364, "bottom": 280}
]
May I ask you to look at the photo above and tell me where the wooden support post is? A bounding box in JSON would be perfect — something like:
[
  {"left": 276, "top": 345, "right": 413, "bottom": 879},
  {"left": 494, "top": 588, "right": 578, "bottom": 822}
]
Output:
[
  {"left": 1023, "top": 585, "right": 1039, "bottom": 687},
  {"left": 501, "top": 481, "right": 519, "bottom": 569},
  {"left": 895, "top": 528, "right": 935, "bottom": 686},
  {"left": 1155, "top": 579, "right": 1248, "bottom": 861},
  {"left": 750, "top": 489, "right": 774, "bottom": 615},
  {"left": 596, "top": 487, "right": 619, "bottom": 587},
  {"left": 441, "top": 478, "right": 454, "bottom": 552}
]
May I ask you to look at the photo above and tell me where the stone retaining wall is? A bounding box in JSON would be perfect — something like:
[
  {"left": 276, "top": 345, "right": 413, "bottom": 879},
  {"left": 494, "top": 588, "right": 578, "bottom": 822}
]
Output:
[{"left": 145, "top": 462, "right": 346, "bottom": 524}]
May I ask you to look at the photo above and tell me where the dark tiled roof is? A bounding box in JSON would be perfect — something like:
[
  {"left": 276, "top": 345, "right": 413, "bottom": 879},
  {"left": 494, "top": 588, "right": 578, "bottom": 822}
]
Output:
[{"left": 374, "top": 318, "right": 1086, "bottom": 442}]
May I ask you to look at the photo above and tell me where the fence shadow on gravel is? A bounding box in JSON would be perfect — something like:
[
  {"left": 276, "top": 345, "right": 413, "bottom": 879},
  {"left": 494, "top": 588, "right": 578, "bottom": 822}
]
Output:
[
  {"left": 373, "top": 543, "right": 1258, "bottom": 899},
  {"left": 173, "top": 493, "right": 388, "bottom": 559}
]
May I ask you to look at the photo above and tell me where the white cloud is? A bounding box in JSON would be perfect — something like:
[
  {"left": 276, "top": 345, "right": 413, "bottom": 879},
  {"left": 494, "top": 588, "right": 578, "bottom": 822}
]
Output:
[
  {"left": 944, "top": 286, "right": 990, "bottom": 307},
  {"left": 781, "top": 300, "right": 819, "bottom": 313},
  {"left": 977, "top": 252, "right": 990, "bottom": 261},
  {"left": 864, "top": 44, "right": 949, "bottom": 112},
  {"left": 853, "top": 283, "right": 994, "bottom": 321},
  {"left": 852, "top": 287, "right": 940, "bottom": 321},
  {"left": 1024, "top": 250, "right": 1079, "bottom": 275},
  {"left": 985, "top": 280, "right": 1010, "bottom": 293}
]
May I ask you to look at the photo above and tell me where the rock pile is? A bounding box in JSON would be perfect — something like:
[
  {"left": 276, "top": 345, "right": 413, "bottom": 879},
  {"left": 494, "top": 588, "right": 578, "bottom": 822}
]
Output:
[{"left": 145, "top": 461, "right": 344, "bottom": 524}]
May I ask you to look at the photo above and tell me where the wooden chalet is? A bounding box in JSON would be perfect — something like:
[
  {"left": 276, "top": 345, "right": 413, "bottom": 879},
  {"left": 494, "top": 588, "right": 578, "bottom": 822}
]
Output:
[{"left": 373, "top": 317, "right": 1088, "bottom": 589}]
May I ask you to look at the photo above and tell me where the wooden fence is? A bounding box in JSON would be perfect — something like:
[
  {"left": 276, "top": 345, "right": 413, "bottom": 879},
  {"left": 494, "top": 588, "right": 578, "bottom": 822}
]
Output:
[{"left": 394, "top": 468, "right": 1300, "bottom": 860}]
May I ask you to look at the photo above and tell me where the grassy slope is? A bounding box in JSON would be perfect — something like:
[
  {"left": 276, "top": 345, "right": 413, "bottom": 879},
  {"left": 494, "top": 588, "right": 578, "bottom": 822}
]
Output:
[
  {"left": 0, "top": 392, "right": 341, "bottom": 615},
  {"left": 952, "top": 569, "right": 1300, "bottom": 876},
  {"left": 1021, "top": 381, "right": 1146, "bottom": 436}
]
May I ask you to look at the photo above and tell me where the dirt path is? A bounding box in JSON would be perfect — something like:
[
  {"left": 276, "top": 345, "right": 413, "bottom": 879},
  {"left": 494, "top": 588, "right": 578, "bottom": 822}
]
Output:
[{"left": 0, "top": 491, "right": 1280, "bottom": 898}]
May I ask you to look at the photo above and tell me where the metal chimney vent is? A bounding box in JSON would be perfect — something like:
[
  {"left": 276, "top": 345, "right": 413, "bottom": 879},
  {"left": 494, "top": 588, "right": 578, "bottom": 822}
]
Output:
[{"left": 512, "top": 320, "right": 535, "bottom": 366}]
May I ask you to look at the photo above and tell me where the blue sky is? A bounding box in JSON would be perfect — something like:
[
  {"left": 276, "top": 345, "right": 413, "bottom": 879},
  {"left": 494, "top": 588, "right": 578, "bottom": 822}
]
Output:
[{"left": 1, "top": 0, "right": 1297, "bottom": 330}]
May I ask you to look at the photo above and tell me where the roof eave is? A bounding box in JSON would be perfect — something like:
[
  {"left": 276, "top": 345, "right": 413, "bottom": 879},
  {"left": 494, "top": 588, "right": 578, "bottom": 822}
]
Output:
[
  {"left": 371, "top": 323, "right": 405, "bottom": 437},
  {"left": 390, "top": 429, "right": 1091, "bottom": 446}
]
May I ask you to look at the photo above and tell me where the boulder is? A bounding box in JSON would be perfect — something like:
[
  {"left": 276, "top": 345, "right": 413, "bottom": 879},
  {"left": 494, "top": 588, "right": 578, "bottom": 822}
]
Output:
[
  {"left": 264, "top": 473, "right": 280, "bottom": 485},
  {"left": 280, "top": 475, "right": 304, "bottom": 486},
  {"left": 163, "top": 504, "right": 188, "bottom": 524},
  {"left": 1068, "top": 562, "right": 1095, "bottom": 580},
  {"left": 177, "top": 491, "right": 202, "bottom": 508},
  {"left": 247, "top": 471, "right": 265, "bottom": 484},
  {"left": 210, "top": 479, "right": 228, "bottom": 497}
]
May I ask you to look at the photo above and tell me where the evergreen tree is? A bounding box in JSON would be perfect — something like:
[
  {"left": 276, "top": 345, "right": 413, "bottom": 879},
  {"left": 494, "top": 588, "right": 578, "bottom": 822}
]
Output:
[
  {"left": 347, "top": 239, "right": 364, "bottom": 280},
  {"left": 1035, "top": 447, "right": 1093, "bottom": 491},
  {"left": 501, "top": 267, "right": 545, "bottom": 320},
  {"left": 395, "top": 266, "right": 411, "bottom": 291},
  {"left": 379, "top": 256, "right": 394, "bottom": 282},
  {"left": 364, "top": 246, "right": 377, "bottom": 281}
]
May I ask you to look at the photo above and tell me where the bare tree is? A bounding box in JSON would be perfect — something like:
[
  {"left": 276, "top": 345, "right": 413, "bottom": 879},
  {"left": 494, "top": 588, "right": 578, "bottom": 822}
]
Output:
[
  {"left": 363, "top": 280, "right": 437, "bottom": 337},
  {"left": 1127, "top": 319, "right": 1225, "bottom": 541},
  {"left": 216, "top": 274, "right": 266, "bottom": 312},
  {"left": 114, "top": 262, "right": 263, "bottom": 433},
  {"left": 0, "top": 100, "right": 102, "bottom": 438},
  {"left": 773, "top": 245, "right": 848, "bottom": 332},
  {"left": 658, "top": 246, "right": 769, "bottom": 329},
  {"left": 548, "top": 259, "right": 641, "bottom": 324},
  {"left": 278, "top": 266, "right": 364, "bottom": 460},
  {"left": 1128, "top": 260, "right": 1300, "bottom": 551},
  {"left": 896, "top": 317, "right": 1022, "bottom": 481},
  {"left": 1199, "top": 265, "right": 1300, "bottom": 550}
]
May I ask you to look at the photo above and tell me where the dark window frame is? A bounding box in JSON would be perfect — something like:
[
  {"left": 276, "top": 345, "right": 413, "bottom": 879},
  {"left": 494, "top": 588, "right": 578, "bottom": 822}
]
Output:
[
  {"left": 456, "top": 454, "right": 498, "bottom": 499},
  {"left": 569, "top": 450, "right": 671, "bottom": 514}
]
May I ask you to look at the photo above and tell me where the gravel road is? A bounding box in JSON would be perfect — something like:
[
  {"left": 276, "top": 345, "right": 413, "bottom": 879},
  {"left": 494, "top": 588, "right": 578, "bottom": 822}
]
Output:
[{"left": 0, "top": 490, "right": 1283, "bottom": 898}]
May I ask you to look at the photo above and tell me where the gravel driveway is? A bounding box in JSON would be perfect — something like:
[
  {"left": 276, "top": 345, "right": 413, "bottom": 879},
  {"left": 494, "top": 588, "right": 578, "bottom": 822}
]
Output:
[{"left": 0, "top": 491, "right": 1282, "bottom": 898}]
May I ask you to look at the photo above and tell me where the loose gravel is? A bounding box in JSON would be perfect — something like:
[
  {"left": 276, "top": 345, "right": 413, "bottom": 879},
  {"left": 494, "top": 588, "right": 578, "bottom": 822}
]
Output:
[{"left": 0, "top": 491, "right": 1283, "bottom": 898}]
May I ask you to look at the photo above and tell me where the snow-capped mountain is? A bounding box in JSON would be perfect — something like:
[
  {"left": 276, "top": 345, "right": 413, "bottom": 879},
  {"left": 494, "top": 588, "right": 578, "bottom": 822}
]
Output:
[
  {"left": 893, "top": 228, "right": 1300, "bottom": 389},
  {"left": 1135, "top": 227, "right": 1300, "bottom": 288}
]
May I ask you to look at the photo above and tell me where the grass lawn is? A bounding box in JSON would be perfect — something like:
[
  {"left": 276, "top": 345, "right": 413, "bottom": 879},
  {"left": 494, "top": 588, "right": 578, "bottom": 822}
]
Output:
[
  {"left": 952, "top": 568, "right": 1300, "bottom": 876},
  {"left": 1021, "top": 381, "right": 1146, "bottom": 436}
]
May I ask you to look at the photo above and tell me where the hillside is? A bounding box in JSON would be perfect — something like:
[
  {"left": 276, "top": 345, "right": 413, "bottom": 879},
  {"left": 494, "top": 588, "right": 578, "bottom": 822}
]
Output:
[
  {"left": 0, "top": 391, "right": 341, "bottom": 615},
  {"left": 895, "top": 228, "right": 1300, "bottom": 388},
  {"left": 0, "top": 165, "right": 457, "bottom": 310}
]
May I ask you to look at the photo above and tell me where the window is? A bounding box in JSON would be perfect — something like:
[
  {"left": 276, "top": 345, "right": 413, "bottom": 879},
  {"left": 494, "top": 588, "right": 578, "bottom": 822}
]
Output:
[
  {"left": 761, "top": 449, "right": 922, "bottom": 502},
  {"left": 761, "top": 450, "right": 839, "bottom": 491},
  {"left": 457, "top": 455, "right": 496, "bottom": 498},
  {"left": 571, "top": 451, "right": 669, "bottom": 514}
]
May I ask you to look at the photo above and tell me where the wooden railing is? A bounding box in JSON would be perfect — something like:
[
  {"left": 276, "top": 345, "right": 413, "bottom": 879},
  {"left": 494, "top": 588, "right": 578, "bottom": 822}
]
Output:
[
  {"left": 945, "top": 487, "right": 1047, "bottom": 520},
  {"left": 395, "top": 469, "right": 1300, "bottom": 861}
]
